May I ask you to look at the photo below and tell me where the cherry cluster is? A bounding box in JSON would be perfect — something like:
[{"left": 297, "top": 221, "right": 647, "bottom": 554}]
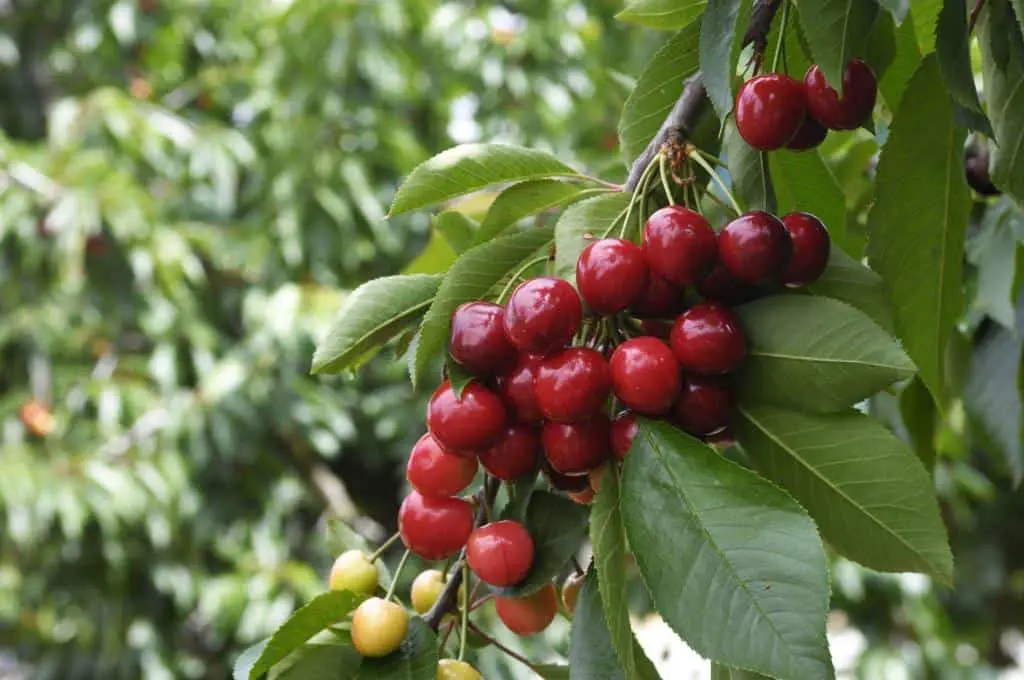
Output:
[{"left": 735, "top": 58, "right": 878, "bottom": 151}]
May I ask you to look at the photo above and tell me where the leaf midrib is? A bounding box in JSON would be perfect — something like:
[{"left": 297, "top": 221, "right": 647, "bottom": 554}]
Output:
[{"left": 750, "top": 349, "right": 911, "bottom": 371}]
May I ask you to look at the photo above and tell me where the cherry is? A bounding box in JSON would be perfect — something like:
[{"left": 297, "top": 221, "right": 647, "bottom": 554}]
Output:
[
  {"left": 610, "top": 411, "right": 638, "bottom": 461},
  {"left": 672, "top": 374, "right": 734, "bottom": 436},
  {"left": 467, "top": 520, "right": 535, "bottom": 586},
  {"left": 541, "top": 460, "right": 591, "bottom": 492},
  {"left": 609, "top": 337, "right": 681, "bottom": 415},
  {"left": 562, "top": 572, "right": 585, "bottom": 615},
  {"left": 503, "top": 277, "right": 583, "bottom": 354},
  {"left": 328, "top": 550, "right": 380, "bottom": 594},
  {"left": 965, "top": 141, "right": 1000, "bottom": 196},
  {"left": 632, "top": 272, "right": 685, "bottom": 317},
  {"left": 804, "top": 59, "right": 877, "bottom": 131},
  {"left": 642, "top": 206, "right": 718, "bottom": 286},
  {"left": 437, "top": 659, "right": 483, "bottom": 680},
  {"left": 696, "top": 262, "right": 759, "bottom": 305},
  {"left": 494, "top": 583, "right": 558, "bottom": 636},
  {"left": 780, "top": 212, "right": 831, "bottom": 286},
  {"left": 496, "top": 353, "right": 545, "bottom": 423},
  {"left": 427, "top": 380, "right": 506, "bottom": 454},
  {"left": 398, "top": 491, "right": 474, "bottom": 560},
  {"left": 351, "top": 597, "right": 408, "bottom": 657},
  {"left": 542, "top": 417, "right": 612, "bottom": 475},
  {"left": 718, "top": 211, "right": 792, "bottom": 285},
  {"left": 670, "top": 303, "right": 747, "bottom": 375},
  {"left": 576, "top": 238, "right": 648, "bottom": 314},
  {"left": 639, "top": 319, "right": 673, "bottom": 340},
  {"left": 406, "top": 433, "right": 478, "bottom": 497},
  {"left": 735, "top": 73, "right": 807, "bottom": 150},
  {"left": 479, "top": 425, "right": 539, "bottom": 481},
  {"left": 534, "top": 347, "right": 611, "bottom": 422},
  {"left": 449, "top": 302, "right": 516, "bottom": 375},
  {"left": 410, "top": 569, "right": 465, "bottom": 614},
  {"left": 785, "top": 115, "right": 828, "bottom": 151}
]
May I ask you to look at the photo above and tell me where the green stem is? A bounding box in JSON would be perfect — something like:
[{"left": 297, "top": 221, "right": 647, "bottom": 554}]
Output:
[
  {"left": 771, "top": 0, "right": 790, "bottom": 73},
  {"left": 619, "top": 154, "right": 661, "bottom": 239},
  {"left": 458, "top": 563, "right": 470, "bottom": 661},
  {"left": 497, "top": 255, "right": 549, "bottom": 303},
  {"left": 688, "top": 149, "right": 743, "bottom": 216},
  {"left": 384, "top": 550, "right": 411, "bottom": 602},
  {"left": 659, "top": 154, "right": 676, "bottom": 206},
  {"left": 759, "top": 151, "right": 770, "bottom": 212},
  {"left": 368, "top": 532, "right": 401, "bottom": 563}
]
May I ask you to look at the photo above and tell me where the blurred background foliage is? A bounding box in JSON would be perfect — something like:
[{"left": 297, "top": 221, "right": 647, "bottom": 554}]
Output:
[{"left": 0, "top": 0, "right": 1021, "bottom": 679}]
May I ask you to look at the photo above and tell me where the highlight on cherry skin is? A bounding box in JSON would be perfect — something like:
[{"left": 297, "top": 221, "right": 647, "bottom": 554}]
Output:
[{"left": 328, "top": 550, "right": 380, "bottom": 595}]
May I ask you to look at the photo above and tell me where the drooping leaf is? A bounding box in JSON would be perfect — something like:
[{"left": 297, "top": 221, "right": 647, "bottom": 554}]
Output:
[
  {"left": 590, "top": 467, "right": 660, "bottom": 680},
  {"left": 233, "top": 640, "right": 269, "bottom": 680},
  {"left": 936, "top": 0, "right": 992, "bottom": 134},
  {"left": 734, "top": 295, "right": 915, "bottom": 413},
  {"left": 434, "top": 211, "right": 478, "bottom": 254},
  {"left": 616, "top": 0, "right": 708, "bottom": 30},
  {"left": 799, "top": 0, "right": 881, "bottom": 87},
  {"left": 621, "top": 420, "right": 832, "bottom": 679},
  {"left": 910, "top": 0, "right": 942, "bottom": 52},
  {"left": 619, "top": 21, "right": 703, "bottom": 162},
  {"left": 494, "top": 491, "right": 589, "bottom": 597},
  {"left": 569, "top": 573, "right": 628, "bottom": 680},
  {"left": 725, "top": 121, "right": 774, "bottom": 213},
  {"left": 554, "top": 193, "right": 631, "bottom": 281},
  {"left": 734, "top": 403, "right": 953, "bottom": 582},
  {"left": 311, "top": 275, "right": 442, "bottom": 375},
  {"left": 805, "top": 247, "right": 895, "bottom": 333},
  {"left": 700, "top": 0, "right": 752, "bottom": 122},
  {"left": 878, "top": 11, "right": 923, "bottom": 113},
  {"left": 388, "top": 144, "right": 581, "bottom": 216},
  {"left": 867, "top": 55, "right": 970, "bottom": 408},
  {"left": 979, "top": 5, "right": 1024, "bottom": 207},
  {"left": 247, "top": 590, "right": 366, "bottom": 679},
  {"left": 476, "top": 180, "right": 599, "bottom": 245},
  {"left": 411, "top": 226, "right": 554, "bottom": 388},
  {"left": 353, "top": 618, "right": 437, "bottom": 680},
  {"left": 900, "top": 377, "right": 937, "bottom": 472},
  {"left": 710, "top": 663, "right": 772, "bottom": 680},
  {"left": 768, "top": 149, "right": 848, "bottom": 252}
]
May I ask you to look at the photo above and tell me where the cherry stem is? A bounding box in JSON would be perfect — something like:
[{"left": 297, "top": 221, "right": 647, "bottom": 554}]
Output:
[
  {"left": 440, "top": 619, "right": 457, "bottom": 649},
  {"left": 619, "top": 154, "right": 661, "bottom": 239},
  {"left": 571, "top": 555, "right": 585, "bottom": 576},
  {"left": 497, "top": 255, "right": 550, "bottom": 304},
  {"left": 770, "top": 0, "right": 790, "bottom": 73},
  {"left": 368, "top": 532, "right": 401, "bottom": 563},
  {"left": 458, "top": 563, "right": 470, "bottom": 661},
  {"left": 659, "top": 154, "right": 676, "bottom": 205},
  {"left": 468, "top": 622, "right": 541, "bottom": 672},
  {"left": 384, "top": 549, "right": 411, "bottom": 602},
  {"left": 469, "top": 593, "right": 493, "bottom": 612},
  {"left": 580, "top": 173, "right": 624, "bottom": 191},
  {"left": 688, "top": 149, "right": 743, "bottom": 216},
  {"left": 758, "top": 151, "right": 770, "bottom": 212}
]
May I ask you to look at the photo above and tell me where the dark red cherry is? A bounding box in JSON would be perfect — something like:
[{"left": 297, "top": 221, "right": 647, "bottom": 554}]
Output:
[
  {"left": 718, "top": 211, "right": 793, "bottom": 286},
  {"left": 534, "top": 348, "right": 611, "bottom": 422},
  {"left": 609, "top": 337, "right": 680, "bottom": 416},
  {"left": 427, "top": 381, "right": 507, "bottom": 454},
  {"left": 503, "top": 277, "right": 582, "bottom": 355},
  {"left": 479, "top": 425, "right": 539, "bottom": 481},
  {"left": 639, "top": 319, "right": 673, "bottom": 340},
  {"left": 672, "top": 374, "right": 734, "bottom": 436},
  {"left": 696, "top": 262, "right": 759, "bottom": 306},
  {"left": 670, "top": 303, "right": 746, "bottom": 375},
  {"left": 496, "top": 353, "right": 545, "bottom": 423},
  {"left": 450, "top": 302, "right": 516, "bottom": 375},
  {"left": 965, "top": 141, "right": 1000, "bottom": 196},
  {"left": 406, "top": 433, "right": 479, "bottom": 497},
  {"left": 803, "top": 59, "right": 877, "bottom": 131},
  {"left": 780, "top": 213, "right": 831, "bottom": 286},
  {"left": 785, "top": 115, "right": 828, "bottom": 151},
  {"left": 542, "top": 417, "right": 612, "bottom": 475},
  {"left": 735, "top": 73, "right": 807, "bottom": 150},
  {"left": 610, "top": 411, "right": 638, "bottom": 461},
  {"left": 642, "top": 206, "right": 718, "bottom": 287},
  {"left": 631, "top": 272, "right": 685, "bottom": 317},
  {"left": 576, "top": 238, "right": 648, "bottom": 314},
  {"left": 398, "top": 491, "right": 474, "bottom": 560}
]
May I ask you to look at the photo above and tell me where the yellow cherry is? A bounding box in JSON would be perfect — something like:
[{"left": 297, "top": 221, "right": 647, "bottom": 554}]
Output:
[
  {"left": 351, "top": 597, "right": 408, "bottom": 657},
  {"left": 328, "top": 550, "right": 380, "bottom": 594}
]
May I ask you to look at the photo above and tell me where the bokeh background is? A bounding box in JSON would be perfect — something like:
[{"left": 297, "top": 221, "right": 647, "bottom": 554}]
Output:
[{"left": 1, "top": 1, "right": 1022, "bottom": 679}]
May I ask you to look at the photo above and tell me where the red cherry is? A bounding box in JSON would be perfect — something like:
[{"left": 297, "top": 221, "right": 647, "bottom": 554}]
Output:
[
  {"left": 427, "top": 381, "right": 507, "bottom": 454},
  {"left": 534, "top": 348, "right": 611, "bottom": 422},
  {"left": 734, "top": 73, "right": 807, "bottom": 150},
  {"left": 576, "top": 238, "right": 648, "bottom": 314},
  {"left": 467, "top": 520, "right": 534, "bottom": 587},
  {"left": 785, "top": 115, "right": 828, "bottom": 151},
  {"left": 610, "top": 412, "right": 638, "bottom": 461},
  {"left": 780, "top": 213, "right": 831, "bottom": 287},
  {"left": 541, "top": 459, "right": 591, "bottom": 492},
  {"left": 450, "top": 302, "right": 516, "bottom": 375},
  {"left": 672, "top": 375, "right": 734, "bottom": 436},
  {"left": 696, "top": 262, "right": 759, "bottom": 305},
  {"left": 542, "top": 417, "right": 612, "bottom": 475},
  {"left": 639, "top": 319, "right": 673, "bottom": 340},
  {"left": 670, "top": 303, "right": 746, "bottom": 375},
  {"left": 479, "top": 425, "right": 539, "bottom": 480},
  {"left": 632, "top": 273, "right": 685, "bottom": 317},
  {"left": 503, "top": 277, "right": 582, "bottom": 354},
  {"left": 398, "top": 491, "right": 474, "bottom": 560},
  {"left": 642, "top": 206, "right": 717, "bottom": 287},
  {"left": 494, "top": 583, "right": 558, "bottom": 636},
  {"left": 803, "top": 59, "right": 877, "bottom": 131},
  {"left": 718, "top": 211, "right": 793, "bottom": 286},
  {"left": 609, "top": 337, "right": 680, "bottom": 416},
  {"left": 496, "top": 353, "right": 545, "bottom": 423},
  {"left": 406, "top": 433, "right": 478, "bottom": 497}
]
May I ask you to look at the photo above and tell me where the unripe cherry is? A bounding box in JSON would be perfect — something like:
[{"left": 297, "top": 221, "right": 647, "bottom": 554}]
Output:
[
  {"left": 437, "top": 659, "right": 483, "bottom": 680},
  {"left": 479, "top": 425, "right": 539, "bottom": 481},
  {"left": 534, "top": 347, "right": 612, "bottom": 422},
  {"left": 427, "top": 380, "right": 507, "bottom": 454},
  {"left": 609, "top": 337, "right": 681, "bottom": 416},
  {"left": 328, "top": 550, "right": 380, "bottom": 595},
  {"left": 494, "top": 583, "right": 558, "bottom": 636},
  {"left": 467, "top": 520, "right": 534, "bottom": 587},
  {"left": 449, "top": 301, "right": 516, "bottom": 375},
  {"left": 351, "top": 597, "right": 408, "bottom": 657},
  {"left": 406, "top": 433, "right": 478, "bottom": 497},
  {"left": 398, "top": 491, "right": 474, "bottom": 560},
  {"left": 576, "top": 238, "right": 648, "bottom": 314},
  {"left": 410, "top": 569, "right": 465, "bottom": 614}
]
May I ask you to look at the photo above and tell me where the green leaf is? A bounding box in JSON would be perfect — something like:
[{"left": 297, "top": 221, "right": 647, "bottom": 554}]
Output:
[
  {"left": 799, "top": 0, "right": 881, "bottom": 87},
  {"left": 403, "top": 230, "right": 458, "bottom": 276},
  {"left": 353, "top": 618, "right": 437, "bottom": 680},
  {"left": 622, "top": 420, "right": 831, "bottom": 679},
  {"left": 271, "top": 642, "right": 363, "bottom": 680},
  {"left": 410, "top": 226, "right": 554, "bottom": 388},
  {"left": 936, "top": 0, "right": 992, "bottom": 134},
  {"left": 233, "top": 640, "right": 268, "bottom": 680},
  {"left": 909, "top": 0, "right": 941, "bottom": 53},
  {"left": 619, "top": 21, "right": 702, "bottom": 162},
  {"left": 700, "top": 0, "right": 751, "bottom": 122},
  {"left": 616, "top": 0, "right": 707, "bottom": 29},
  {"left": 725, "top": 122, "right": 774, "bottom": 213},
  {"left": 446, "top": 354, "right": 474, "bottom": 399},
  {"left": 495, "top": 491, "right": 589, "bottom": 597},
  {"left": 500, "top": 470, "right": 539, "bottom": 524},
  {"left": 711, "top": 664, "right": 772, "bottom": 680},
  {"left": 554, "top": 193, "right": 631, "bottom": 282},
  {"left": 878, "top": 11, "right": 923, "bottom": 110},
  {"left": 388, "top": 144, "right": 580, "bottom": 216},
  {"left": 247, "top": 590, "right": 366, "bottom": 679},
  {"left": 569, "top": 573, "right": 628, "bottom": 680},
  {"left": 734, "top": 403, "right": 953, "bottom": 582},
  {"left": 864, "top": 9, "right": 897, "bottom": 82},
  {"left": 311, "top": 275, "right": 442, "bottom": 375},
  {"left": 434, "top": 211, "right": 478, "bottom": 254},
  {"left": 476, "top": 180, "right": 598, "bottom": 245},
  {"left": 734, "top": 295, "right": 915, "bottom": 413},
  {"left": 966, "top": 319, "right": 1024, "bottom": 485},
  {"left": 805, "top": 247, "right": 895, "bottom": 333},
  {"left": 900, "top": 377, "right": 937, "bottom": 471},
  {"left": 534, "top": 664, "right": 572, "bottom": 680},
  {"left": 967, "top": 202, "right": 1023, "bottom": 329},
  {"left": 590, "top": 467, "right": 660, "bottom": 680},
  {"left": 768, "top": 149, "right": 848, "bottom": 252},
  {"left": 866, "top": 55, "right": 970, "bottom": 408},
  {"left": 979, "top": 6, "right": 1024, "bottom": 207}
]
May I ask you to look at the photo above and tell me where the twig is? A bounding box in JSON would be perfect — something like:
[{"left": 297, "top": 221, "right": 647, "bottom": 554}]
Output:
[
  {"left": 467, "top": 622, "right": 540, "bottom": 672},
  {"left": 968, "top": 0, "right": 986, "bottom": 33}
]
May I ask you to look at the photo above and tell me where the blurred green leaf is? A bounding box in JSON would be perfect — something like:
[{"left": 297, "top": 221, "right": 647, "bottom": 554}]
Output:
[{"left": 617, "top": 0, "right": 707, "bottom": 29}]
